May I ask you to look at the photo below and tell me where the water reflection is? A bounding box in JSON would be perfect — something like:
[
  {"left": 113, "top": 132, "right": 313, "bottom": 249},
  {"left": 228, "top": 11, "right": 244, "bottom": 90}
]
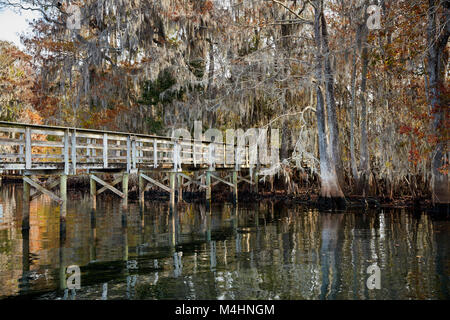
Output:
[{"left": 0, "top": 183, "right": 448, "bottom": 300}]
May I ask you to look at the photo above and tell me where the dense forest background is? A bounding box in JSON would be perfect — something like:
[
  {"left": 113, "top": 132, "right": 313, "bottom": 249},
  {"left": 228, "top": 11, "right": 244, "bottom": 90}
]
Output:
[{"left": 0, "top": 0, "right": 448, "bottom": 205}]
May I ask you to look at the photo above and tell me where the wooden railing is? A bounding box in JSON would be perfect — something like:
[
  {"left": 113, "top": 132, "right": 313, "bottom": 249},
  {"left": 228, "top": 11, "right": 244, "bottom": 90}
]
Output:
[{"left": 0, "top": 122, "right": 252, "bottom": 174}]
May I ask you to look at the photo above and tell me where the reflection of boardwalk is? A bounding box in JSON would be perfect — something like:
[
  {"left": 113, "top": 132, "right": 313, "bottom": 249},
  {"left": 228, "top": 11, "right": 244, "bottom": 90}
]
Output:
[{"left": 0, "top": 121, "right": 273, "bottom": 209}]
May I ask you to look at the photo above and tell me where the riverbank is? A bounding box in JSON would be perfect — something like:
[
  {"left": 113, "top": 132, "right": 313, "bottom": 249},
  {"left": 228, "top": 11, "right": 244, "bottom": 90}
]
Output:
[{"left": 1, "top": 174, "right": 448, "bottom": 216}]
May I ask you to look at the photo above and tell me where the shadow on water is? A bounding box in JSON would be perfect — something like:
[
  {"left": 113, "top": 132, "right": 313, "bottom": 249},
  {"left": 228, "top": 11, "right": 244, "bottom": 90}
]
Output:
[{"left": 0, "top": 183, "right": 448, "bottom": 300}]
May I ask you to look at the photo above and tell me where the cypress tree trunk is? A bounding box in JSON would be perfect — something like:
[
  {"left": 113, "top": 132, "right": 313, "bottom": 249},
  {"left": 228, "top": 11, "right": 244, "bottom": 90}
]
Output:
[
  {"left": 426, "top": 0, "right": 449, "bottom": 209},
  {"left": 359, "top": 24, "right": 370, "bottom": 195},
  {"left": 350, "top": 44, "right": 359, "bottom": 184},
  {"left": 320, "top": 12, "right": 345, "bottom": 189},
  {"left": 314, "top": 1, "right": 345, "bottom": 209}
]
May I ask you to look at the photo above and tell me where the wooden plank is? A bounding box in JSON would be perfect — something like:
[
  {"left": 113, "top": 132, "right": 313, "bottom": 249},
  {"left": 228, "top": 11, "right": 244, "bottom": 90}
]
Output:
[
  {"left": 0, "top": 138, "right": 25, "bottom": 145},
  {"left": 0, "top": 153, "right": 22, "bottom": 158},
  {"left": 90, "top": 174, "right": 125, "bottom": 198},
  {"left": 31, "top": 141, "right": 64, "bottom": 148},
  {"left": 28, "top": 129, "right": 65, "bottom": 136},
  {"left": 23, "top": 176, "right": 62, "bottom": 203},
  {"left": 23, "top": 154, "right": 63, "bottom": 159},
  {"left": 75, "top": 143, "right": 104, "bottom": 149},
  {"left": 0, "top": 163, "right": 25, "bottom": 170},
  {"left": 0, "top": 127, "right": 25, "bottom": 134},
  {"left": 139, "top": 173, "right": 171, "bottom": 193},
  {"left": 74, "top": 132, "right": 105, "bottom": 140}
]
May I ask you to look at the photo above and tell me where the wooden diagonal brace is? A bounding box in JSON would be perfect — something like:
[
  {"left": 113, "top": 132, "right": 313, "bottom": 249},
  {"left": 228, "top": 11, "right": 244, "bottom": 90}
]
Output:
[
  {"left": 30, "top": 178, "right": 61, "bottom": 201},
  {"left": 24, "top": 176, "right": 62, "bottom": 203},
  {"left": 238, "top": 175, "right": 255, "bottom": 185},
  {"left": 210, "top": 173, "right": 234, "bottom": 188},
  {"left": 90, "top": 174, "right": 125, "bottom": 198},
  {"left": 212, "top": 174, "right": 231, "bottom": 187},
  {"left": 140, "top": 173, "right": 171, "bottom": 193},
  {"left": 182, "top": 173, "right": 207, "bottom": 188},
  {"left": 97, "top": 176, "right": 122, "bottom": 195}
]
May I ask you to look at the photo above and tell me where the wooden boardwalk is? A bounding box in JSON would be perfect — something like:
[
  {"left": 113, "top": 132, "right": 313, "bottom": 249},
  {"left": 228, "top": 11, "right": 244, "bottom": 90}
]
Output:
[{"left": 0, "top": 121, "right": 271, "bottom": 210}]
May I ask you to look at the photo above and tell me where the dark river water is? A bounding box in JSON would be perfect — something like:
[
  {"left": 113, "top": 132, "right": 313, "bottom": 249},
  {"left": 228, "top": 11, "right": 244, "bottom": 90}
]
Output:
[{"left": 0, "top": 183, "right": 448, "bottom": 300}]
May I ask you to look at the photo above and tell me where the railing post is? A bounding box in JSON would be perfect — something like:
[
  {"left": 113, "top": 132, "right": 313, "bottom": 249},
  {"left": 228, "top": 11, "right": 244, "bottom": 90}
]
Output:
[
  {"left": 223, "top": 143, "right": 226, "bottom": 167},
  {"left": 208, "top": 143, "right": 215, "bottom": 171},
  {"left": 25, "top": 127, "right": 31, "bottom": 170},
  {"left": 103, "top": 133, "right": 108, "bottom": 168},
  {"left": 126, "top": 135, "right": 131, "bottom": 173},
  {"left": 116, "top": 140, "right": 121, "bottom": 158},
  {"left": 92, "top": 139, "right": 97, "bottom": 157},
  {"left": 19, "top": 133, "right": 24, "bottom": 162},
  {"left": 153, "top": 139, "right": 158, "bottom": 168},
  {"left": 173, "top": 140, "right": 181, "bottom": 172},
  {"left": 246, "top": 146, "right": 249, "bottom": 167},
  {"left": 235, "top": 145, "right": 241, "bottom": 172},
  {"left": 193, "top": 138, "right": 197, "bottom": 167},
  {"left": 87, "top": 138, "right": 91, "bottom": 159},
  {"left": 71, "top": 130, "right": 77, "bottom": 175},
  {"left": 132, "top": 136, "right": 137, "bottom": 170},
  {"left": 64, "top": 129, "right": 70, "bottom": 175}
]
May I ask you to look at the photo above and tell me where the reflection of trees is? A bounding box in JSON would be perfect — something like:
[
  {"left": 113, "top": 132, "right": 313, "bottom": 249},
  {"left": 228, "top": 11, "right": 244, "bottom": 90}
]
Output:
[{"left": 0, "top": 184, "right": 448, "bottom": 300}]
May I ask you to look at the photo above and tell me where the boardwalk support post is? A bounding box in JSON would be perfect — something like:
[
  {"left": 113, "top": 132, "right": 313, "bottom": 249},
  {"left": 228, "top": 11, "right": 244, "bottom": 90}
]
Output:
[
  {"left": 60, "top": 174, "right": 67, "bottom": 216},
  {"left": 232, "top": 171, "right": 238, "bottom": 204},
  {"left": 206, "top": 171, "right": 212, "bottom": 202},
  {"left": 122, "top": 172, "right": 129, "bottom": 204},
  {"left": 177, "top": 174, "right": 183, "bottom": 202},
  {"left": 253, "top": 169, "right": 259, "bottom": 194},
  {"left": 22, "top": 177, "right": 30, "bottom": 230},
  {"left": 90, "top": 175, "right": 96, "bottom": 208},
  {"left": 169, "top": 172, "right": 176, "bottom": 209},
  {"left": 139, "top": 173, "right": 145, "bottom": 205}
]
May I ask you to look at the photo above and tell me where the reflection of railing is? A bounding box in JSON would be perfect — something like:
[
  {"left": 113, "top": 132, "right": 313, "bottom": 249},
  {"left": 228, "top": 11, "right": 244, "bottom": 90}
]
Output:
[{"left": 0, "top": 121, "right": 252, "bottom": 173}]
